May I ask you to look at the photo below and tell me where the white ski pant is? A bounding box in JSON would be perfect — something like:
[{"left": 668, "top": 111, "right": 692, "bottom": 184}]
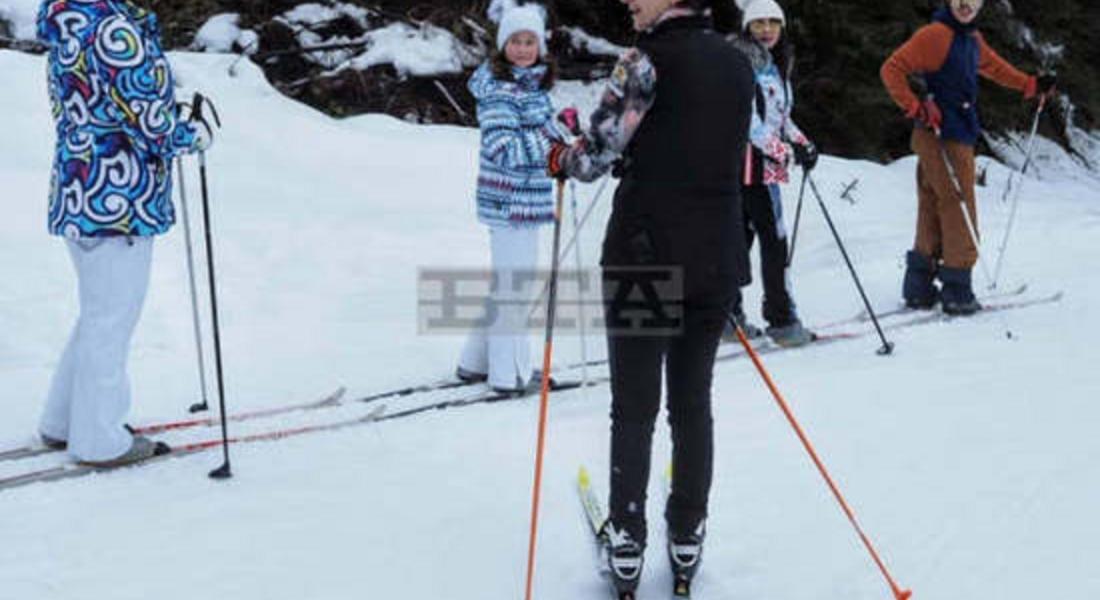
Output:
[
  {"left": 458, "top": 225, "right": 540, "bottom": 390},
  {"left": 40, "top": 237, "right": 154, "bottom": 462}
]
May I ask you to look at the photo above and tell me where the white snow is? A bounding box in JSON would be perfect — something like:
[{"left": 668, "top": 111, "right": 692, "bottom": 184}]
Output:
[
  {"left": 279, "top": 2, "right": 372, "bottom": 30},
  {"left": 2, "top": 47, "right": 1100, "bottom": 600},
  {"left": 272, "top": 3, "right": 477, "bottom": 77},
  {"left": 564, "top": 26, "right": 628, "bottom": 57},
  {"left": 0, "top": 0, "right": 38, "bottom": 40},
  {"left": 343, "top": 22, "right": 473, "bottom": 77},
  {"left": 192, "top": 13, "right": 258, "bottom": 55}
]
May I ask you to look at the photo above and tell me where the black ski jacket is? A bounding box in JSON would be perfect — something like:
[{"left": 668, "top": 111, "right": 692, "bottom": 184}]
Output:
[{"left": 604, "top": 15, "right": 755, "bottom": 302}]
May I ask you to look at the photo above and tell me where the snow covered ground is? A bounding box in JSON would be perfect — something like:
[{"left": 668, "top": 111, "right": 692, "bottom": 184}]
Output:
[{"left": 1, "top": 49, "right": 1098, "bottom": 600}]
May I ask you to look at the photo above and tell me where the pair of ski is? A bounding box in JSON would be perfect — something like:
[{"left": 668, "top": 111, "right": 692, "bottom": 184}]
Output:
[
  {"left": 578, "top": 467, "right": 693, "bottom": 599},
  {"left": 0, "top": 379, "right": 588, "bottom": 491},
  {"left": 0, "top": 286, "right": 1060, "bottom": 490},
  {"left": 814, "top": 282, "right": 1029, "bottom": 330},
  {"left": 1, "top": 286, "right": 1057, "bottom": 466},
  {"left": 0, "top": 402, "right": 389, "bottom": 491}
]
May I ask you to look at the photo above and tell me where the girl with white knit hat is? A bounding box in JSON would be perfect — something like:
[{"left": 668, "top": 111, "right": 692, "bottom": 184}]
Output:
[
  {"left": 725, "top": 0, "right": 819, "bottom": 348},
  {"left": 455, "top": 0, "right": 564, "bottom": 394}
]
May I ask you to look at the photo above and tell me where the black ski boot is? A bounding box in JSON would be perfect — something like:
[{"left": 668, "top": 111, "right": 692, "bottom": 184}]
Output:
[
  {"left": 903, "top": 250, "right": 940, "bottom": 309},
  {"left": 939, "top": 266, "right": 982, "bottom": 316},
  {"left": 667, "top": 521, "right": 705, "bottom": 597},
  {"left": 599, "top": 520, "right": 644, "bottom": 599}
]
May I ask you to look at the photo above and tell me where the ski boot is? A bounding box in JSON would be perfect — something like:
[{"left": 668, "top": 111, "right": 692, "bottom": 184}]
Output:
[
  {"left": 765, "top": 319, "right": 814, "bottom": 348},
  {"left": 903, "top": 250, "right": 941, "bottom": 309},
  {"left": 667, "top": 521, "right": 705, "bottom": 597},
  {"left": 939, "top": 266, "right": 982, "bottom": 316},
  {"left": 723, "top": 310, "right": 763, "bottom": 342},
  {"left": 77, "top": 436, "right": 170, "bottom": 468},
  {"left": 599, "top": 520, "right": 644, "bottom": 599}
]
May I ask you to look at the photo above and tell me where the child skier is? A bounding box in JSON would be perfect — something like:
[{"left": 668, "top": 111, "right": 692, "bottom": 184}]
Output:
[
  {"left": 455, "top": 0, "right": 563, "bottom": 394},
  {"left": 726, "top": 0, "right": 818, "bottom": 347},
  {"left": 881, "top": 0, "right": 1055, "bottom": 314},
  {"left": 36, "top": 0, "right": 209, "bottom": 466}
]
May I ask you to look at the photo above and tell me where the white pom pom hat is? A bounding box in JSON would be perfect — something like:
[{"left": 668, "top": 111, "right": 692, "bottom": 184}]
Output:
[
  {"left": 737, "top": 0, "right": 786, "bottom": 30},
  {"left": 488, "top": 0, "right": 548, "bottom": 56}
]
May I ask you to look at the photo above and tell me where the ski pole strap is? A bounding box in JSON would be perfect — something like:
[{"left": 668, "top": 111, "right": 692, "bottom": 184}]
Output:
[{"left": 188, "top": 92, "right": 222, "bottom": 133}]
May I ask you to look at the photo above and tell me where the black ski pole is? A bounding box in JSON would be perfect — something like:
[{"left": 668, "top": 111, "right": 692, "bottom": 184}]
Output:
[
  {"left": 787, "top": 170, "right": 809, "bottom": 267},
  {"left": 190, "top": 93, "right": 233, "bottom": 479},
  {"left": 806, "top": 175, "right": 895, "bottom": 356}
]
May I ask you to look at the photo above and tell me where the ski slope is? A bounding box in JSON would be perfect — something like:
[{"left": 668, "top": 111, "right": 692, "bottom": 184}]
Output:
[{"left": 1, "top": 49, "right": 1098, "bottom": 600}]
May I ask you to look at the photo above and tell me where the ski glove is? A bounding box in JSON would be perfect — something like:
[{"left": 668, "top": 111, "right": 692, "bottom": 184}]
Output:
[
  {"left": 193, "top": 123, "right": 214, "bottom": 152},
  {"left": 793, "top": 141, "right": 819, "bottom": 172},
  {"left": 548, "top": 142, "right": 571, "bottom": 181},
  {"left": 907, "top": 97, "right": 943, "bottom": 134},
  {"left": 1037, "top": 72, "right": 1057, "bottom": 96},
  {"left": 557, "top": 107, "right": 582, "bottom": 137}
]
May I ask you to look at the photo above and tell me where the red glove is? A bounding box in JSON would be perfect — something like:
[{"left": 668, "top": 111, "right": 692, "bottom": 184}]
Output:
[
  {"left": 907, "top": 97, "right": 943, "bottom": 133},
  {"left": 548, "top": 142, "right": 570, "bottom": 181}
]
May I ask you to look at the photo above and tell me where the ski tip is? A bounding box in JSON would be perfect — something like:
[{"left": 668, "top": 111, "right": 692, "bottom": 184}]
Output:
[
  {"left": 578, "top": 465, "right": 591, "bottom": 487},
  {"left": 364, "top": 404, "right": 387, "bottom": 421},
  {"left": 896, "top": 589, "right": 913, "bottom": 600},
  {"left": 321, "top": 386, "right": 348, "bottom": 406}
]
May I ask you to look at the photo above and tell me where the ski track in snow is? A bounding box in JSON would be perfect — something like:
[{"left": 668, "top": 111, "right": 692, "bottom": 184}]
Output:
[{"left": 1, "top": 50, "right": 1098, "bottom": 599}]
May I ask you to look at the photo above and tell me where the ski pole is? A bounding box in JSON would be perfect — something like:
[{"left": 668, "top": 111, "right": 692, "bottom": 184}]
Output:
[
  {"left": 568, "top": 181, "right": 590, "bottom": 397},
  {"left": 937, "top": 135, "right": 1020, "bottom": 339},
  {"left": 806, "top": 175, "right": 894, "bottom": 355},
  {"left": 190, "top": 93, "right": 233, "bottom": 480},
  {"left": 991, "top": 96, "right": 1047, "bottom": 289},
  {"left": 939, "top": 145, "right": 995, "bottom": 287},
  {"left": 786, "top": 170, "right": 809, "bottom": 267},
  {"left": 727, "top": 318, "right": 912, "bottom": 600},
  {"left": 175, "top": 157, "right": 213, "bottom": 414},
  {"left": 524, "top": 180, "right": 566, "bottom": 600},
  {"left": 526, "top": 174, "right": 611, "bottom": 322}
]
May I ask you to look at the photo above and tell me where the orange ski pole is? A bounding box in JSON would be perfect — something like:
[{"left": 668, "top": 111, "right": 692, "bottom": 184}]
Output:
[
  {"left": 730, "top": 319, "right": 912, "bottom": 600},
  {"left": 524, "top": 181, "right": 567, "bottom": 600}
]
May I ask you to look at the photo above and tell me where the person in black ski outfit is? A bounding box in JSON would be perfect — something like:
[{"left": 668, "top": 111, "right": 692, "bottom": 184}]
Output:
[{"left": 548, "top": 0, "right": 753, "bottom": 594}]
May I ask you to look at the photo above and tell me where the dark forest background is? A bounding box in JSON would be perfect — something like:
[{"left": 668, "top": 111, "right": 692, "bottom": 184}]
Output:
[{"left": 17, "top": 0, "right": 1097, "bottom": 162}]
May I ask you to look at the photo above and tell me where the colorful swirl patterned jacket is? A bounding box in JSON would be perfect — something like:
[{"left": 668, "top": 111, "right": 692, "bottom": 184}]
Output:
[{"left": 37, "top": 0, "right": 199, "bottom": 239}]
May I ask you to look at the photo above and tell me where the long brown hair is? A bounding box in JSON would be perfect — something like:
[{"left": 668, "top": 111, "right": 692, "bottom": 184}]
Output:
[{"left": 489, "top": 48, "right": 558, "bottom": 90}]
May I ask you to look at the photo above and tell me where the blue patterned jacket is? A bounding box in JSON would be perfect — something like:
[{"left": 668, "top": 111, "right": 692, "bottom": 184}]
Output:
[
  {"left": 469, "top": 62, "right": 560, "bottom": 228},
  {"left": 38, "top": 0, "right": 198, "bottom": 239}
]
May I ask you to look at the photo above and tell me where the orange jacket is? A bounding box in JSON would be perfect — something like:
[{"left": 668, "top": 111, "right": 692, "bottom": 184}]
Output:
[{"left": 881, "top": 21, "right": 1037, "bottom": 117}]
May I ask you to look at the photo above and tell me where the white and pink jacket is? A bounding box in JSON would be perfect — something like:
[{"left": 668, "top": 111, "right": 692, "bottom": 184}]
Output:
[{"left": 733, "top": 38, "right": 810, "bottom": 186}]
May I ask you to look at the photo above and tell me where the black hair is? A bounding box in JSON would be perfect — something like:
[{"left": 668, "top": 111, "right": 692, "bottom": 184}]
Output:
[
  {"left": 489, "top": 49, "right": 559, "bottom": 90},
  {"left": 740, "top": 22, "right": 794, "bottom": 83}
]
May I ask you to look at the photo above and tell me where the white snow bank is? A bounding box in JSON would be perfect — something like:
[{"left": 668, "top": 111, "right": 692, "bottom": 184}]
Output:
[
  {"left": 343, "top": 22, "right": 475, "bottom": 77},
  {"left": 563, "top": 26, "right": 627, "bottom": 57},
  {"left": 280, "top": 1, "right": 372, "bottom": 29},
  {"left": 192, "top": 13, "right": 258, "bottom": 54}
]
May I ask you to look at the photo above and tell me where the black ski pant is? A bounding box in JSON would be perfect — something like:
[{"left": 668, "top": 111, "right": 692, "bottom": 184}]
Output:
[
  {"left": 605, "top": 292, "right": 728, "bottom": 545},
  {"left": 733, "top": 184, "right": 797, "bottom": 327}
]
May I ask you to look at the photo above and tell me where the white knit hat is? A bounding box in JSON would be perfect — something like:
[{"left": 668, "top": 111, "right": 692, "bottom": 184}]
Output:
[
  {"left": 737, "top": 0, "right": 786, "bottom": 30},
  {"left": 488, "top": 0, "right": 548, "bottom": 56}
]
